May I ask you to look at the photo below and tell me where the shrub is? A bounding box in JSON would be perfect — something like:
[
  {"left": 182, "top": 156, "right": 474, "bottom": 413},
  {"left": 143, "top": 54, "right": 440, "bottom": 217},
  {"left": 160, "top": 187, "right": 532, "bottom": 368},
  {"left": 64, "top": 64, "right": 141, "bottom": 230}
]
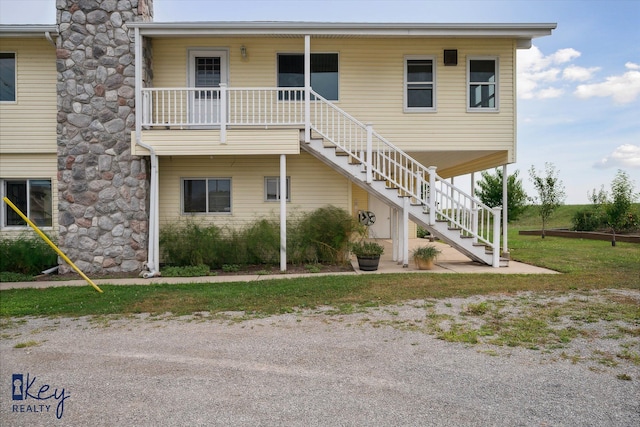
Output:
[
  {"left": 0, "top": 234, "right": 57, "bottom": 275},
  {"left": 244, "top": 219, "right": 280, "bottom": 265},
  {"left": 216, "top": 228, "right": 248, "bottom": 266},
  {"left": 158, "top": 206, "right": 358, "bottom": 269},
  {"left": 571, "top": 209, "right": 604, "bottom": 232},
  {"left": 351, "top": 241, "right": 384, "bottom": 257},
  {"left": 159, "top": 221, "right": 225, "bottom": 268},
  {"left": 412, "top": 244, "right": 441, "bottom": 261},
  {"left": 295, "top": 206, "right": 358, "bottom": 264}
]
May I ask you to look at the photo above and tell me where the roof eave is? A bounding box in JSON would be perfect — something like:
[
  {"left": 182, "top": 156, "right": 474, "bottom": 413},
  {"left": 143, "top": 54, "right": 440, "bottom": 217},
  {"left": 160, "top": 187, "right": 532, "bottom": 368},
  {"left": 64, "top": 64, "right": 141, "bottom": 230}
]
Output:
[
  {"left": 0, "top": 24, "right": 58, "bottom": 37},
  {"left": 128, "top": 21, "right": 556, "bottom": 40}
]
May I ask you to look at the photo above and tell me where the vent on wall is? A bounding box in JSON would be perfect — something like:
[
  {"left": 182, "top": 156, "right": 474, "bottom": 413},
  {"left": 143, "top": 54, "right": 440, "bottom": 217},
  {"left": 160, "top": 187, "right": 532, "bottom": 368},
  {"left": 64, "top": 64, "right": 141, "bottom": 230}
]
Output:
[{"left": 444, "top": 49, "right": 458, "bottom": 66}]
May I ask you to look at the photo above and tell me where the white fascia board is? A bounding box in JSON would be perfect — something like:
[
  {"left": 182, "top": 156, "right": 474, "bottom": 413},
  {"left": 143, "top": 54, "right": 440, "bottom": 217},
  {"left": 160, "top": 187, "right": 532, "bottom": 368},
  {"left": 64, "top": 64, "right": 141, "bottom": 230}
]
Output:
[
  {"left": 0, "top": 24, "right": 58, "bottom": 37},
  {"left": 129, "top": 21, "right": 556, "bottom": 39}
]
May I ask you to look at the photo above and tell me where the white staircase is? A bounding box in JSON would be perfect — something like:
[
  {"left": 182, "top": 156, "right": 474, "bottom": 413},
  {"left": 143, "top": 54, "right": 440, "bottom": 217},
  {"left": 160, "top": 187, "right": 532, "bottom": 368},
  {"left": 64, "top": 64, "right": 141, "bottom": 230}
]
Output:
[{"left": 302, "top": 90, "right": 507, "bottom": 267}]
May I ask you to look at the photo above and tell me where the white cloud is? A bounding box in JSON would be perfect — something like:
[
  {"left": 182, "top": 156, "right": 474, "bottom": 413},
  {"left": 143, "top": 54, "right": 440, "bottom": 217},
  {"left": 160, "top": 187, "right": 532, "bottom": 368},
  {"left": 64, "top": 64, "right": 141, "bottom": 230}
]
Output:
[
  {"left": 538, "top": 87, "right": 565, "bottom": 99},
  {"left": 517, "top": 46, "right": 580, "bottom": 100},
  {"left": 594, "top": 144, "right": 640, "bottom": 169},
  {"left": 549, "top": 48, "right": 582, "bottom": 65},
  {"left": 574, "top": 63, "right": 640, "bottom": 104},
  {"left": 563, "top": 65, "right": 600, "bottom": 82}
]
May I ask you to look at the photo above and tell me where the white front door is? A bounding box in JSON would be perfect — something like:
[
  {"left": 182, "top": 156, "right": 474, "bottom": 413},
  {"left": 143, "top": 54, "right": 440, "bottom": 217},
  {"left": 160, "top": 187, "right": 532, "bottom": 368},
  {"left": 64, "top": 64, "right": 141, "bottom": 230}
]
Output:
[
  {"left": 188, "top": 50, "right": 228, "bottom": 125},
  {"left": 368, "top": 195, "right": 391, "bottom": 239}
]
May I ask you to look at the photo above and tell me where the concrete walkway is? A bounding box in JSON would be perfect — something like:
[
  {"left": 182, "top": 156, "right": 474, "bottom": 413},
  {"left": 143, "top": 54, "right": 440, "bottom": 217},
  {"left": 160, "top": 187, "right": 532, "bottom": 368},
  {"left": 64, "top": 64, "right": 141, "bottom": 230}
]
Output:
[{"left": 0, "top": 239, "right": 557, "bottom": 291}]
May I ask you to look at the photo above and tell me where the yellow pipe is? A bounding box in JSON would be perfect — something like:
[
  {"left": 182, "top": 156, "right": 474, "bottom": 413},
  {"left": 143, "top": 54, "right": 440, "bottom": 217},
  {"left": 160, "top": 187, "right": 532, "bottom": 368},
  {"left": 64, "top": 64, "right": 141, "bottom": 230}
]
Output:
[{"left": 2, "top": 197, "right": 103, "bottom": 293}]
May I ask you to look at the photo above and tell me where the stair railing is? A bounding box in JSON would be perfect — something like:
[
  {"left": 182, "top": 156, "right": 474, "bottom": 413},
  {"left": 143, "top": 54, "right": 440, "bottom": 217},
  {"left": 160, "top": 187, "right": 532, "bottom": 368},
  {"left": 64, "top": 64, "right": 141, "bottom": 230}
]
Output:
[{"left": 309, "top": 90, "right": 501, "bottom": 266}]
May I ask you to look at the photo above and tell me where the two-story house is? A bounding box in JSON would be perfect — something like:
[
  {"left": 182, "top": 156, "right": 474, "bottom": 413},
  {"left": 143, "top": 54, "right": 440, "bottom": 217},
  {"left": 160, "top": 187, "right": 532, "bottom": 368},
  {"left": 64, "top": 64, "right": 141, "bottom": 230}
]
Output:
[{"left": 1, "top": 0, "right": 555, "bottom": 275}]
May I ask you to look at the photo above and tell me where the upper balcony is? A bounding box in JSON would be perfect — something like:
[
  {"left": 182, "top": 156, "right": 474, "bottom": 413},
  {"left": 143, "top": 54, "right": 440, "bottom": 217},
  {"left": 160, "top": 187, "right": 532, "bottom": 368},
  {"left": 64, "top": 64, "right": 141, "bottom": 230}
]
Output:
[
  {"left": 134, "top": 85, "right": 307, "bottom": 156},
  {"left": 142, "top": 85, "right": 308, "bottom": 130}
]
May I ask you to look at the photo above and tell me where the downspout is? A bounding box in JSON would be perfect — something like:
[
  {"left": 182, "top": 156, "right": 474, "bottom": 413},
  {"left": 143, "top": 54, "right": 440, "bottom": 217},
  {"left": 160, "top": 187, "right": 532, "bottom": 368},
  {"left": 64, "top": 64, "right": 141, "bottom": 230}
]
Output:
[
  {"left": 134, "top": 27, "right": 160, "bottom": 278},
  {"left": 44, "top": 31, "right": 55, "bottom": 47}
]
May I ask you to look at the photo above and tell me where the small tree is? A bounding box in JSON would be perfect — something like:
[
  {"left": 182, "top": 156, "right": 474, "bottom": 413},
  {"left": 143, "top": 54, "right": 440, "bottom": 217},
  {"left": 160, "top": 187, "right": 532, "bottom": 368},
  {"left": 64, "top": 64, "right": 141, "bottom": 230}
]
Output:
[
  {"left": 604, "top": 170, "right": 637, "bottom": 246},
  {"left": 475, "top": 168, "right": 528, "bottom": 222},
  {"left": 528, "top": 163, "right": 566, "bottom": 238}
]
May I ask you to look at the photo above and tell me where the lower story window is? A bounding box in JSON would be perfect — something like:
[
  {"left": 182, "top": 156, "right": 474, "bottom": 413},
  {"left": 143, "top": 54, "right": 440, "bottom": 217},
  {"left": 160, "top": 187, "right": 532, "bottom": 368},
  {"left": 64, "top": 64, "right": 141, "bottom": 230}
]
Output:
[
  {"left": 2, "top": 179, "right": 52, "bottom": 227},
  {"left": 265, "top": 177, "right": 290, "bottom": 202},
  {"left": 183, "top": 178, "right": 231, "bottom": 213}
]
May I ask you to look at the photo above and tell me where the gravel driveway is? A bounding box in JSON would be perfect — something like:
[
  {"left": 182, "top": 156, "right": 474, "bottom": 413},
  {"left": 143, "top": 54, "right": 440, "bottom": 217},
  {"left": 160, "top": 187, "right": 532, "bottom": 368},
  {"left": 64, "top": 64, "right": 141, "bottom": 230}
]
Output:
[{"left": 1, "top": 290, "right": 639, "bottom": 426}]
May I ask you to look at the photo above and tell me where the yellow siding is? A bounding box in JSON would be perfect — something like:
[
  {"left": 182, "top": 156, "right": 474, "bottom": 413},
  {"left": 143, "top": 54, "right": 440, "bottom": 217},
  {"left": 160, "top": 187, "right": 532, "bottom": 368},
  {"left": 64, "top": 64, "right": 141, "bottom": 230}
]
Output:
[
  {"left": 158, "top": 152, "right": 350, "bottom": 228},
  {"left": 0, "top": 37, "right": 57, "bottom": 154},
  {"left": 350, "top": 182, "right": 369, "bottom": 217},
  {"left": 149, "top": 36, "right": 516, "bottom": 157},
  {"left": 0, "top": 153, "right": 59, "bottom": 236},
  {"left": 134, "top": 129, "right": 300, "bottom": 156}
]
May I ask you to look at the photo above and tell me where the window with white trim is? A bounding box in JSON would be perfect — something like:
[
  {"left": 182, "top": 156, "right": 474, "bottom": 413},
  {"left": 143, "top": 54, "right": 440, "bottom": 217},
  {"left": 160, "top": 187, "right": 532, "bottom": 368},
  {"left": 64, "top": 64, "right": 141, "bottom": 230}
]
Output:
[
  {"left": 468, "top": 58, "right": 498, "bottom": 110},
  {"left": 405, "top": 56, "right": 435, "bottom": 111},
  {"left": 264, "top": 177, "right": 290, "bottom": 202},
  {"left": 0, "top": 52, "right": 16, "bottom": 102},
  {"left": 2, "top": 179, "right": 52, "bottom": 227},
  {"left": 277, "top": 53, "right": 339, "bottom": 100},
  {"left": 182, "top": 178, "right": 231, "bottom": 214}
]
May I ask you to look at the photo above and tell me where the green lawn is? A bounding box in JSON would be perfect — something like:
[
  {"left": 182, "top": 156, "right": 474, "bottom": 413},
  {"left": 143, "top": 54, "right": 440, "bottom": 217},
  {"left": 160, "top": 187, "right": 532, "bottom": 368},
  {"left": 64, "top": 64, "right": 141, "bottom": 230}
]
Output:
[{"left": 1, "top": 205, "right": 638, "bottom": 318}]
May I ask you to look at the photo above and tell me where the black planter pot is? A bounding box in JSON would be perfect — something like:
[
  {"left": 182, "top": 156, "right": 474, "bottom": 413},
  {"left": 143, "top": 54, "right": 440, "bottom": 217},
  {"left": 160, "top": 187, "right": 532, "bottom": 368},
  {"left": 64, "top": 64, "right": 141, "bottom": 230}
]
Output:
[{"left": 357, "top": 255, "right": 380, "bottom": 271}]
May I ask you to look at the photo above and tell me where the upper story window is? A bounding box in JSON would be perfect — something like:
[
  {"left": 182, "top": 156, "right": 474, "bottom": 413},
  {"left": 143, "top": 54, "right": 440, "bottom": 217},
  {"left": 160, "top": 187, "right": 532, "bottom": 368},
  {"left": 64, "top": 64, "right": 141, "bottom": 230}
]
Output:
[
  {"left": 405, "top": 56, "right": 435, "bottom": 111},
  {"left": 182, "top": 178, "right": 231, "bottom": 214},
  {"left": 2, "top": 179, "right": 52, "bottom": 227},
  {"left": 277, "top": 53, "right": 339, "bottom": 100},
  {"left": 264, "top": 177, "right": 290, "bottom": 202},
  {"left": 0, "top": 52, "right": 16, "bottom": 102},
  {"left": 468, "top": 58, "right": 498, "bottom": 111}
]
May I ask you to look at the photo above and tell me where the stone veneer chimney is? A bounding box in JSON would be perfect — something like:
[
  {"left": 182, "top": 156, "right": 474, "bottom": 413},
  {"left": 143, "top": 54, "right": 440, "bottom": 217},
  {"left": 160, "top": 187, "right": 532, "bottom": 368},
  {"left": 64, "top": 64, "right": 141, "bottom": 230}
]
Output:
[{"left": 56, "top": 0, "right": 153, "bottom": 274}]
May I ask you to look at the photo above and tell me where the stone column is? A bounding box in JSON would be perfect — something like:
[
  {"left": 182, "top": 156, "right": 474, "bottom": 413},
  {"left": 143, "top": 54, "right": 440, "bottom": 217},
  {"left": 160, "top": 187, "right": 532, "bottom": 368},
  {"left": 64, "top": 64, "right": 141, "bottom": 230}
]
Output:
[{"left": 56, "top": 0, "right": 153, "bottom": 274}]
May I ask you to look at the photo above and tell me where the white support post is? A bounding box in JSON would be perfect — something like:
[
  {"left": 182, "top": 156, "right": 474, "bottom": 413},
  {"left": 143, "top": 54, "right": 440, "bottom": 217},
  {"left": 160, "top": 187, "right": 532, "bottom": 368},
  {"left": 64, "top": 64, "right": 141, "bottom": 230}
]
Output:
[
  {"left": 304, "top": 35, "right": 311, "bottom": 143},
  {"left": 280, "top": 154, "right": 287, "bottom": 272},
  {"left": 402, "top": 197, "right": 409, "bottom": 267},
  {"left": 391, "top": 208, "right": 399, "bottom": 262},
  {"left": 365, "top": 124, "right": 373, "bottom": 184},
  {"left": 219, "top": 83, "right": 227, "bottom": 144},
  {"left": 427, "top": 166, "right": 437, "bottom": 225},
  {"left": 502, "top": 164, "right": 509, "bottom": 256},
  {"left": 492, "top": 207, "right": 501, "bottom": 268},
  {"left": 398, "top": 207, "right": 404, "bottom": 265}
]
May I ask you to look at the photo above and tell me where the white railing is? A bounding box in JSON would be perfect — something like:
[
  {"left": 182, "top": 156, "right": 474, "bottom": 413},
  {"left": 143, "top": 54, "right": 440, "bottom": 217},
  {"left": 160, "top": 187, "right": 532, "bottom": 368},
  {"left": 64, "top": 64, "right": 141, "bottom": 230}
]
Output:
[
  {"left": 309, "top": 90, "right": 501, "bottom": 266},
  {"left": 139, "top": 85, "right": 501, "bottom": 265},
  {"left": 141, "top": 86, "right": 306, "bottom": 128}
]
